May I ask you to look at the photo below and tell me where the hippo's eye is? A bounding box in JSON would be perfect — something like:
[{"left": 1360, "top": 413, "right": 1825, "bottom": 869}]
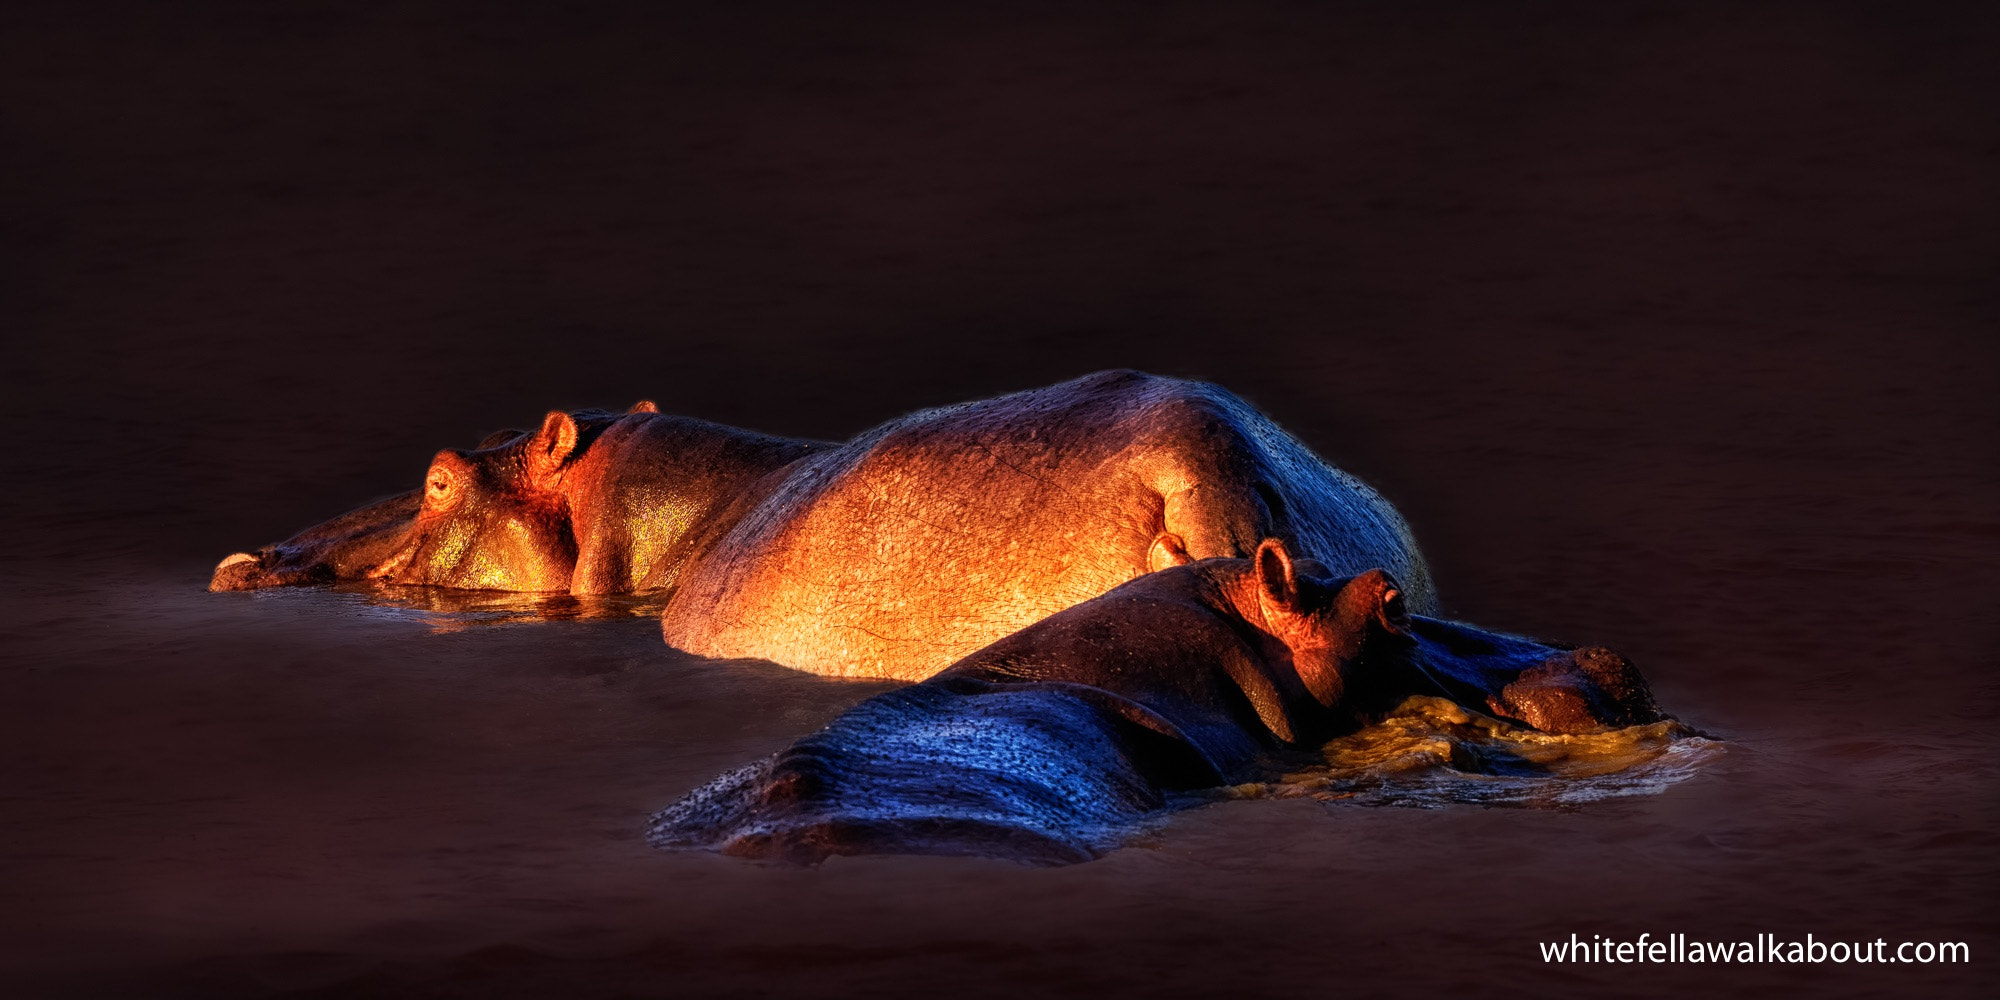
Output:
[{"left": 1380, "top": 588, "right": 1410, "bottom": 631}]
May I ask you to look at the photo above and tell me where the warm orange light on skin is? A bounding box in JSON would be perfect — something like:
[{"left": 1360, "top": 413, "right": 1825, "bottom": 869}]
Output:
[
  {"left": 214, "top": 372, "right": 1440, "bottom": 682},
  {"left": 211, "top": 373, "right": 1664, "bottom": 736},
  {"left": 648, "top": 540, "right": 1459, "bottom": 865}
]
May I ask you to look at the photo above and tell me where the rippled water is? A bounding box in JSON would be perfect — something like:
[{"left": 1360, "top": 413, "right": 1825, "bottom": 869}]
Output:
[
  {"left": 1248, "top": 697, "right": 1724, "bottom": 810},
  {"left": 8, "top": 570, "right": 1987, "bottom": 1000},
  {"left": 274, "top": 586, "right": 1730, "bottom": 838},
  {"left": 261, "top": 587, "right": 1731, "bottom": 860},
  {"left": 321, "top": 582, "right": 671, "bottom": 629},
  {"left": 4, "top": 3, "right": 1996, "bottom": 996}
]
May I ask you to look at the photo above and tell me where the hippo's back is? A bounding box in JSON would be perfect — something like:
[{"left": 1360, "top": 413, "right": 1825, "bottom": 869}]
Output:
[
  {"left": 647, "top": 681, "right": 1173, "bottom": 865},
  {"left": 661, "top": 370, "right": 1431, "bottom": 679}
]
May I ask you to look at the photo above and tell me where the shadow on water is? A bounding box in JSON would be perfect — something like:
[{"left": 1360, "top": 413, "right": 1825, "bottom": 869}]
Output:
[{"left": 1225, "top": 696, "right": 1723, "bottom": 811}]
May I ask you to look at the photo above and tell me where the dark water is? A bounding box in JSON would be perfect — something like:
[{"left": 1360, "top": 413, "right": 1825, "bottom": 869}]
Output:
[{"left": 3, "top": 2, "right": 1996, "bottom": 996}]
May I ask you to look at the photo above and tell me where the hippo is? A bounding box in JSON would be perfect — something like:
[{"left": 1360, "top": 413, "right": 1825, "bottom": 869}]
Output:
[
  {"left": 649, "top": 538, "right": 1662, "bottom": 865},
  {"left": 209, "top": 369, "right": 1658, "bottom": 734},
  {"left": 213, "top": 370, "right": 1437, "bottom": 681}
]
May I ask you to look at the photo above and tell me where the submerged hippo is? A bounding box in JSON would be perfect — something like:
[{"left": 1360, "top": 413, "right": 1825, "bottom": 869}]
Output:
[
  {"left": 650, "top": 539, "right": 1661, "bottom": 864},
  {"left": 210, "top": 369, "right": 1658, "bottom": 734},
  {"left": 214, "top": 370, "right": 1437, "bottom": 680}
]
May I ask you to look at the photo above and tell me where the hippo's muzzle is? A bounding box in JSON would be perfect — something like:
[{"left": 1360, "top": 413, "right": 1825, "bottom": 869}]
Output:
[
  {"left": 207, "top": 489, "right": 420, "bottom": 592},
  {"left": 209, "top": 549, "right": 335, "bottom": 591},
  {"left": 1405, "top": 616, "right": 1663, "bottom": 734},
  {"left": 1485, "top": 646, "right": 1661, "bottom": 733}
]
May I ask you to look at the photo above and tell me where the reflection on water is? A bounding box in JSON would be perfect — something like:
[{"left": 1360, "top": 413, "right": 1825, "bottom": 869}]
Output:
[
  {"left": 251, "top": 581, "right": 671, "bottom": 632},
  {"left": 1227, "top": 696, "right": 1722, "bottom": 810}
]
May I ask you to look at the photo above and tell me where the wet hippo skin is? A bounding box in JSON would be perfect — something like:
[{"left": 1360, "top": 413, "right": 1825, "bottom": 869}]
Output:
[
  {"left": 649, "top": 539, "right": 1663, "bottom": 865},
  {"left": 213, "top": 370, "right": 1437, "bottom": 681}
]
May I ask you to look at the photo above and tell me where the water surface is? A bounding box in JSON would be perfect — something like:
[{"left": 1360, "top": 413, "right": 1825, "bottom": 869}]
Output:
[{"left": 3, "top": 2, "right": 1995, "bottom": 996}]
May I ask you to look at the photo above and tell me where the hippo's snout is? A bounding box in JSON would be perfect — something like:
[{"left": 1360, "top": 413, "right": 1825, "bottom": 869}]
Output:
[
  {"left": 209, "top": 552, "right": 263, "bottom": 591},
  {"left": 208, "top": 488, "right": 422, "bottom": 592},
  {"left": 1488, "top": 647, "right": 1663, "bottom": 734},
  {"left": 208, "top": 549, "right": 337, "bottom": 591}
]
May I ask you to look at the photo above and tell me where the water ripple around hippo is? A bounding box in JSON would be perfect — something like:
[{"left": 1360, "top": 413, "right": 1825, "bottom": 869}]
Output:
[
  {"left": 1226, "top": 696, "right": 1722, "bottom": 811},
  {"left": 258, "top": 585, "right": 1721, "bottom": 857},
  {"left": 651, "top": 686, "right": 1722, "bottom": 866},
  {"left": 304, "top": 581, "right": 670, "bottom": 629}
]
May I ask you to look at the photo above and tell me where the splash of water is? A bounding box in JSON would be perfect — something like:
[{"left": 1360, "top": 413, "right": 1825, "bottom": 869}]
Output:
[{"left": 1222, "top": 696, "right": 1722, "bottom": 810}]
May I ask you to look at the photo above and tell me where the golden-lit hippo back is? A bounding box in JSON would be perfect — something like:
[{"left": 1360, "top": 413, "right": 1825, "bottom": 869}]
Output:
[
  {"left": 661, "top": 370, "right": 1433, "bottom": 680},
  {"left": 211, "top": 370, "right": 1432, "bottom": 683}
]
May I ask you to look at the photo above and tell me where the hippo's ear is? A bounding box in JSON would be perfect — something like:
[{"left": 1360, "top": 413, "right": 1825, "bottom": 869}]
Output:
[
  {"left": 1255, "top": 537, "right": 1298, "bottom": 610},
  {"left": 530, "top": 410, "right": 579, "bottom": 475},
  {"left": 628, "top": 400, "right": 659, "bottom": 414}
]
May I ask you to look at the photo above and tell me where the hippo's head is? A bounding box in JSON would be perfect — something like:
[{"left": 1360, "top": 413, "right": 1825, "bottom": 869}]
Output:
[
  {"left": 1244, "top": 538, "right": 1417, "bottom": 730},
  {"left": 1241, "top": 538, "right": 1663, "bottom": 736},
  {"left": 210, "top": 408, "right": 626, "bottom": 593},
  {"left": 361, "top": 429, "right": 578, "bottom": 591}
]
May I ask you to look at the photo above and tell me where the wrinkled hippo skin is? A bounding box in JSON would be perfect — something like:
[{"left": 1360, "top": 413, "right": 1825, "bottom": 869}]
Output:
[
  {"left": 211, "top": 488, "right": 421, "bottom": 590},
  {"left": 214, "top": 370, "right": 1436, "bottom": 681},
  {"left": 649, "top": 540, "right": 1663, "bottom": 865}
]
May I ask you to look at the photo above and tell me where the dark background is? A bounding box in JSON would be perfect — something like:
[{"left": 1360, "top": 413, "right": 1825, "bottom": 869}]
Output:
[{"left": 2, "top": 1, "right": 1995, "bottom": 997}]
